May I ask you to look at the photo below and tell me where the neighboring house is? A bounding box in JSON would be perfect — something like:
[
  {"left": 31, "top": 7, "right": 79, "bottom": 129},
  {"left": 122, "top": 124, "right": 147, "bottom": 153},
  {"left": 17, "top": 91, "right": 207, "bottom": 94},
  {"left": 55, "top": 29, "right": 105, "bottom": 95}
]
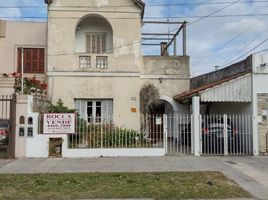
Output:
[
  {"left": 174, "top": 53, "right": 268, "bottom": 155},
  {"left": 45, "top": 0, "right": 190, "bottom": 129},
  {"left": 0, "top": 20, "right": 47, "bottom": 95}
]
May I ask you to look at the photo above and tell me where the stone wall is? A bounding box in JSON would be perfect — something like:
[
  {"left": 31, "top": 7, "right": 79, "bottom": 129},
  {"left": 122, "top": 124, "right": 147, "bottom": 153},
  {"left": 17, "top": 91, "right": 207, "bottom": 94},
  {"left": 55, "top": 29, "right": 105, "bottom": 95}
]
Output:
[{"left": 257, "top": 93, "right": 268, "bottom": 154}]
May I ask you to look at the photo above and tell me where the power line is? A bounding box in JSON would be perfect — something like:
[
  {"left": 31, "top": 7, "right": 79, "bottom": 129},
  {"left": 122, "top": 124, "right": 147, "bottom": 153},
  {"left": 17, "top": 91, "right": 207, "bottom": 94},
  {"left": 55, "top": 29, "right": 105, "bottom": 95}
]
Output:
[
  {"left": 2, "top": 14, "right": 268, "bottom": 20},
  {"left": 222, "top": 38, "right": 268, "bottom": 66},
  {"left": 1, "top": 1, "right": 268, "bottom": 8},
  {"left": 193, "top": 16, "right": 267, "bottom": 64},
  {"left": 44, "top": 0, "right": 243, "bottom": 56},
  {"left": 0, "top": 0, "right": 246, "bottom": 57},
  {"left": 189, "top": 0, "right": 241, "bottom": 25},
  {"left": 221, "top": 25, "right": 268, "bottom": 66}
]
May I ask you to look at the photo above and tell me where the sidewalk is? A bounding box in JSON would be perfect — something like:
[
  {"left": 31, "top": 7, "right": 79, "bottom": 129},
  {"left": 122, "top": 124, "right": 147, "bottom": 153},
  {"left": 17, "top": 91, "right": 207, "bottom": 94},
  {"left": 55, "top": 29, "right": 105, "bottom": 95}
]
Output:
[{"left": 0, "top": 156, "right": 268, "bottom": 200}]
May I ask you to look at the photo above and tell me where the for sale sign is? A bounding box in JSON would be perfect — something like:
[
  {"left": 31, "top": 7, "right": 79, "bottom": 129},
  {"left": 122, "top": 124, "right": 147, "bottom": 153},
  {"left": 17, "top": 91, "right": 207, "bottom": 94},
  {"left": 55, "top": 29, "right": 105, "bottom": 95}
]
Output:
[{"left": 43, "top": 113, "right": 76, "bottom": 134}]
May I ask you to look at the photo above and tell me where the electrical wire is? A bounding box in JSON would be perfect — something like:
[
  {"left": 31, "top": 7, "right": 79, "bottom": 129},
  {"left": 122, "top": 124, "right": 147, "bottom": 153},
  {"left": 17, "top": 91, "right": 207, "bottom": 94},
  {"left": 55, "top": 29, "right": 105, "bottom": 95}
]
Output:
[
  {"left": 222, "top": 38, "right": 268, "bottom": 66},
  {"left": 0, "top": 0, "right": 248, "bottom": 58},
  {"left": 192, "top": 16, "right": 267, "bottom": 64},
  {"left": 1, "top": 1, "right": 268, "bottom": 8},
  {"left": 2, "top": 14, "right": 268, "bottom": 20}
]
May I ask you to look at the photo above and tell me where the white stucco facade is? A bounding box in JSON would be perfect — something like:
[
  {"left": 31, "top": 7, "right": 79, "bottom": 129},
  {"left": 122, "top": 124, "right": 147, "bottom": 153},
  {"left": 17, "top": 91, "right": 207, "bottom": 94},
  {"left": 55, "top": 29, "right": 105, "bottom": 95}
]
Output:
[{"left": 46, "top": 0, "right": 190, "bottom": 130}]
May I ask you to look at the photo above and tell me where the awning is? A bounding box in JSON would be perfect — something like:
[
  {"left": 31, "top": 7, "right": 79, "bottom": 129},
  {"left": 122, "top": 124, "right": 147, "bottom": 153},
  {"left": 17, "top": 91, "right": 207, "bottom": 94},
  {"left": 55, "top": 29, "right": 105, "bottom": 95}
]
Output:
[{"left": 174, "top": 72, "right": 252, "bottom": 103}]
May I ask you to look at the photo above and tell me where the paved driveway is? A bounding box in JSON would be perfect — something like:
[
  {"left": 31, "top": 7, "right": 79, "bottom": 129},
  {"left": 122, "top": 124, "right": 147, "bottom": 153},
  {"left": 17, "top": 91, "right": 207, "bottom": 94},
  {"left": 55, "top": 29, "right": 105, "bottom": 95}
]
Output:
[{"left": 0, "top": 156, "right": 268, "bottom": 200}]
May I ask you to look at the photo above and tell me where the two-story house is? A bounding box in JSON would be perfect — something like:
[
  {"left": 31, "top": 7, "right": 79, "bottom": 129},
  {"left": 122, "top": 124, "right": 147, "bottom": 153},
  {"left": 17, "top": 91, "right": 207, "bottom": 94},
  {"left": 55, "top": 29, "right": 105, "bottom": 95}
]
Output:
[{"left": 45, "top": 0, "right": 190, "bottom": 130}]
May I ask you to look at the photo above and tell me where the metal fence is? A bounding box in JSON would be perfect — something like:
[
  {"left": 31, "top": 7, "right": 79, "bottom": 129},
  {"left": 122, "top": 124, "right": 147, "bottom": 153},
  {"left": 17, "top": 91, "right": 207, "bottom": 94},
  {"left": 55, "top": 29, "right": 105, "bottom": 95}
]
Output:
[
  {"left": 0, "top": 94, "right": 16, "bottom": 158},
  {"left": 201, "top": 114, "right": 253, "bottom": 156},
  {"left": 166, "top": 114, "right": 192, "bottom": 155},
  {"left": 37, "top": 112, "right": 254, "bottom": 156},
  {"left": 66, "top": 114, "right": 193, "bottom": 153},
  {"left": 68, "top": 115, "right": 165, "bottom": 149}
]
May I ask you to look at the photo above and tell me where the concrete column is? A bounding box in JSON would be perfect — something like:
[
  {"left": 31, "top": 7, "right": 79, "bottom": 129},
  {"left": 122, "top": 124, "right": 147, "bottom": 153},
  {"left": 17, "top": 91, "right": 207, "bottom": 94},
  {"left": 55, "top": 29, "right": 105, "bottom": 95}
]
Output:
[
  {"left": 15, "top": 95, "right": 29, "bottom": 158},
  {"left": 192, "top": 96, "right": 200, "bottom": 156}
]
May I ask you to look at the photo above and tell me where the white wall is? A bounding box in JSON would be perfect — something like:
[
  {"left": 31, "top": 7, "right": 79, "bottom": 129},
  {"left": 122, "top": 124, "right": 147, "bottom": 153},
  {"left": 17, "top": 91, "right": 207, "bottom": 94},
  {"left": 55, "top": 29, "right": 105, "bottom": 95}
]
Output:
[{"left": 25, "top": 112, "right": 165, "bottom": 158}]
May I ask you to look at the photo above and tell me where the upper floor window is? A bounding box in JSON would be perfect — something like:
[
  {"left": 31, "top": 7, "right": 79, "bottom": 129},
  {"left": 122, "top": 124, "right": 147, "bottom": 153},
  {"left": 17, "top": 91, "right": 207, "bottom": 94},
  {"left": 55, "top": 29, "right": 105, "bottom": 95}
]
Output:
[
  {"left": 75, "top": 14, "right": 113, "bottom": 54},
  {"left": 17, "top": 48, "right": 45, "bottom": 73},
  {"left": 86, "top": 32, "right": 107, "bottom": 54}
]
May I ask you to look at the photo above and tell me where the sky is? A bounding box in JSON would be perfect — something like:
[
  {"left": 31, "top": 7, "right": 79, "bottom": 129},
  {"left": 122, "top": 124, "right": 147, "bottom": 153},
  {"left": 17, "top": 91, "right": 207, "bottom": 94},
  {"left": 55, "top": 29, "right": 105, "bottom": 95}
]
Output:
[{"left": 0, "top": 0, "right": 268, "bottom": 76}]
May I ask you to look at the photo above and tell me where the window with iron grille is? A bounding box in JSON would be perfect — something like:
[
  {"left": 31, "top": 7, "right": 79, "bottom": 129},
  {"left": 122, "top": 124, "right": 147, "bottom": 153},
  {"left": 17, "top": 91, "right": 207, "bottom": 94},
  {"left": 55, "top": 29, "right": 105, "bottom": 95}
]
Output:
[
  {"left": 17, "top": 48, "right": 45, "bottom": 73},
  {"left": 79, "top": 56, "right": 91, "bottom": 68},
  {"left": 86, "top": 33, "right": 107, "bottom": 54}
]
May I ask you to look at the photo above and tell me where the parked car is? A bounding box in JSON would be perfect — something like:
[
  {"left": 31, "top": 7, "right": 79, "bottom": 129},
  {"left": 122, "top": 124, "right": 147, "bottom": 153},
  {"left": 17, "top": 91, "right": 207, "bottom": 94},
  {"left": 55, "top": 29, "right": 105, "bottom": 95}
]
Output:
[
  {"left": 0, "top": 119, "right": 10, "bottom": 145},
  {"left": 202, "top": 117, "right": 239, "bottom": 154}
]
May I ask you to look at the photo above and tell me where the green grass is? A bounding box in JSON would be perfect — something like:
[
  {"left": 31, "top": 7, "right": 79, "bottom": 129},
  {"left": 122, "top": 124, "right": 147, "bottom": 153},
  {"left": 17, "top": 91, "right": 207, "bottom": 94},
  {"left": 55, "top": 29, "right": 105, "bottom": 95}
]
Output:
[{"left": 0, "top": 172, "right": 251, "bottom": 200}]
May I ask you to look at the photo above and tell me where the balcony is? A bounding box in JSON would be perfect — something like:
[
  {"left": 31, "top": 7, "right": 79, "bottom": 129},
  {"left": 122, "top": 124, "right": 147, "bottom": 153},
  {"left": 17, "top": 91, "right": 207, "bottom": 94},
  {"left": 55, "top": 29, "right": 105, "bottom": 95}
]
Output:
[{"left": 79, "top": 54, "right": 108, "bottom": 70}]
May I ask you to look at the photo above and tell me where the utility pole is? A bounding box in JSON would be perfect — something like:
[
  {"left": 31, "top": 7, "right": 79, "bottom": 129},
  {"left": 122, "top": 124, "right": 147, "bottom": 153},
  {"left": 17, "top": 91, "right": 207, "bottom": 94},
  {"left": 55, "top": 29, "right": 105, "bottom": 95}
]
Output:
[
  {"left": 182, "top": 21, "right": 187, "bottom": 56},
  {"left": 21, "top": 47, "right": 24, "bottom": 94}
]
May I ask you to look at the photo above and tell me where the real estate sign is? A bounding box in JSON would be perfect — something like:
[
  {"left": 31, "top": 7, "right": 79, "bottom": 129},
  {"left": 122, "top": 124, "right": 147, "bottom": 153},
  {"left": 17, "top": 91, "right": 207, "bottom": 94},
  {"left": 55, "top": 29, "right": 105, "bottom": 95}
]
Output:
[{"left": 43, "top": 113, "right": 76, "bottom": 134}]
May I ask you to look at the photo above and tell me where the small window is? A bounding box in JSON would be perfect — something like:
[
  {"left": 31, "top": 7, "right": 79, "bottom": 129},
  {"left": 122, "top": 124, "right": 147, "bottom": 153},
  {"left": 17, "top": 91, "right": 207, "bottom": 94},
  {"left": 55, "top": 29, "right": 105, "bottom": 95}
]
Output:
[{"left": 17, "top": 48, "right": 45, "bottom": 73}]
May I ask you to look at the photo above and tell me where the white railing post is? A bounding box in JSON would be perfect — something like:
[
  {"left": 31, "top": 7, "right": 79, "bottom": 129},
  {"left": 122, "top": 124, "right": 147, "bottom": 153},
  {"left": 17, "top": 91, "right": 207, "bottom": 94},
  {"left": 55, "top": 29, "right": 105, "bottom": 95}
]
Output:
[
  {"left": 252, "top": 115, "right": 259, "bottom": 156},
  {"left": 223, "top": 114, "right": 228, "bottom": 156},
  {"left": 163, "top": 114, "right": 168, "bottom": 154},
  {"left": 192, "top": 96, "right": 200, "bottom": 156},
  {"left": 191, "top": 114, "right": 194, "bottom": 154},
  {"left": 199, "top": 114, "right": 203, "bottom": 155}
]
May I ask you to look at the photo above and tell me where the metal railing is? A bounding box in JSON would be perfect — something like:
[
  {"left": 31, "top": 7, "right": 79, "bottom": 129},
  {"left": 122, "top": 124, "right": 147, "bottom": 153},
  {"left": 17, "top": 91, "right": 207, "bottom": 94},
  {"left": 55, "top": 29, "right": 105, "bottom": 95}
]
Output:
[
  {"left": 166, "top": 114, "right": 192, "bottom": 155},
  {"left": 79, "top": 56, "right": 91, "bottom": 68},
  {"left": 0, "top": 95, "right": 12, "bottom": 120},
  {"left": 68, "top": 115, "right": 164, "bottom": 149},
  {"left": 201, "top": 114, "right": 253, "bottom": 156},
  {"left": 96, "top": 56, "right": 108, "bottom": 69}
]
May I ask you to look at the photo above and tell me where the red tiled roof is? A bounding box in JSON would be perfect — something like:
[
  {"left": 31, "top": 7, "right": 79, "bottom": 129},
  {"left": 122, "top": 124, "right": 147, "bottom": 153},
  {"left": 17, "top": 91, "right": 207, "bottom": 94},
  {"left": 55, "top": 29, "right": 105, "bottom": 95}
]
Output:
[{"left": 174, "top": 71, "right": 251, "bottom": 102}]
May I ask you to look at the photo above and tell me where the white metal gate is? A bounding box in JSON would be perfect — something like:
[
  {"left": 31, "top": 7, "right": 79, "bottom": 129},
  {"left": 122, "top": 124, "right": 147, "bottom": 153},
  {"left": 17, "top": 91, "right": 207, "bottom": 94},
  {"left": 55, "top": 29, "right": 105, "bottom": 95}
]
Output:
[
  {"left": 201, "top": 114, "right": 253, "bottom": 156},
  {"left": 166, "top": 114, "right": 192, "bottom": 155}
]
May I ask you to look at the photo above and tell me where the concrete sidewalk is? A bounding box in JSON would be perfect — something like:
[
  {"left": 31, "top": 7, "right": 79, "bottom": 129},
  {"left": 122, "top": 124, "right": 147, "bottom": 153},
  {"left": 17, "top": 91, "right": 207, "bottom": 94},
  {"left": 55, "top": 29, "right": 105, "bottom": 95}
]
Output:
[{"left": 0, "top": 156, "right": 268, "bottom": 200}]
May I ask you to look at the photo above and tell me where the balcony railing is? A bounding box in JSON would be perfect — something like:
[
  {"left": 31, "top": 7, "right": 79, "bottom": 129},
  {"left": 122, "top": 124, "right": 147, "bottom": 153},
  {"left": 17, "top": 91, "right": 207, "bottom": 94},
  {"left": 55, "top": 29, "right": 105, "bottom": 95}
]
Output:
[
  {"left": 79, "top": 56, "right": 91, "bottom": 68},
  {"left": 79, "top": 55, "right": 108, "bottom": 69},
  {"left": 96, "top": 56, "right": 108, "bottom": 69}
]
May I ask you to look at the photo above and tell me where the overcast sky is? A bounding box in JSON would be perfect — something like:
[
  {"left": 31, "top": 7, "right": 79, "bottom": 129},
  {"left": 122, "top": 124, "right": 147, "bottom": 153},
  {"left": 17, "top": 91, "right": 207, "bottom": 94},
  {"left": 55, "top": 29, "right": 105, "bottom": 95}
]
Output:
[{"left": 1, "top": 0, "right": 268, "bottom": 76}]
